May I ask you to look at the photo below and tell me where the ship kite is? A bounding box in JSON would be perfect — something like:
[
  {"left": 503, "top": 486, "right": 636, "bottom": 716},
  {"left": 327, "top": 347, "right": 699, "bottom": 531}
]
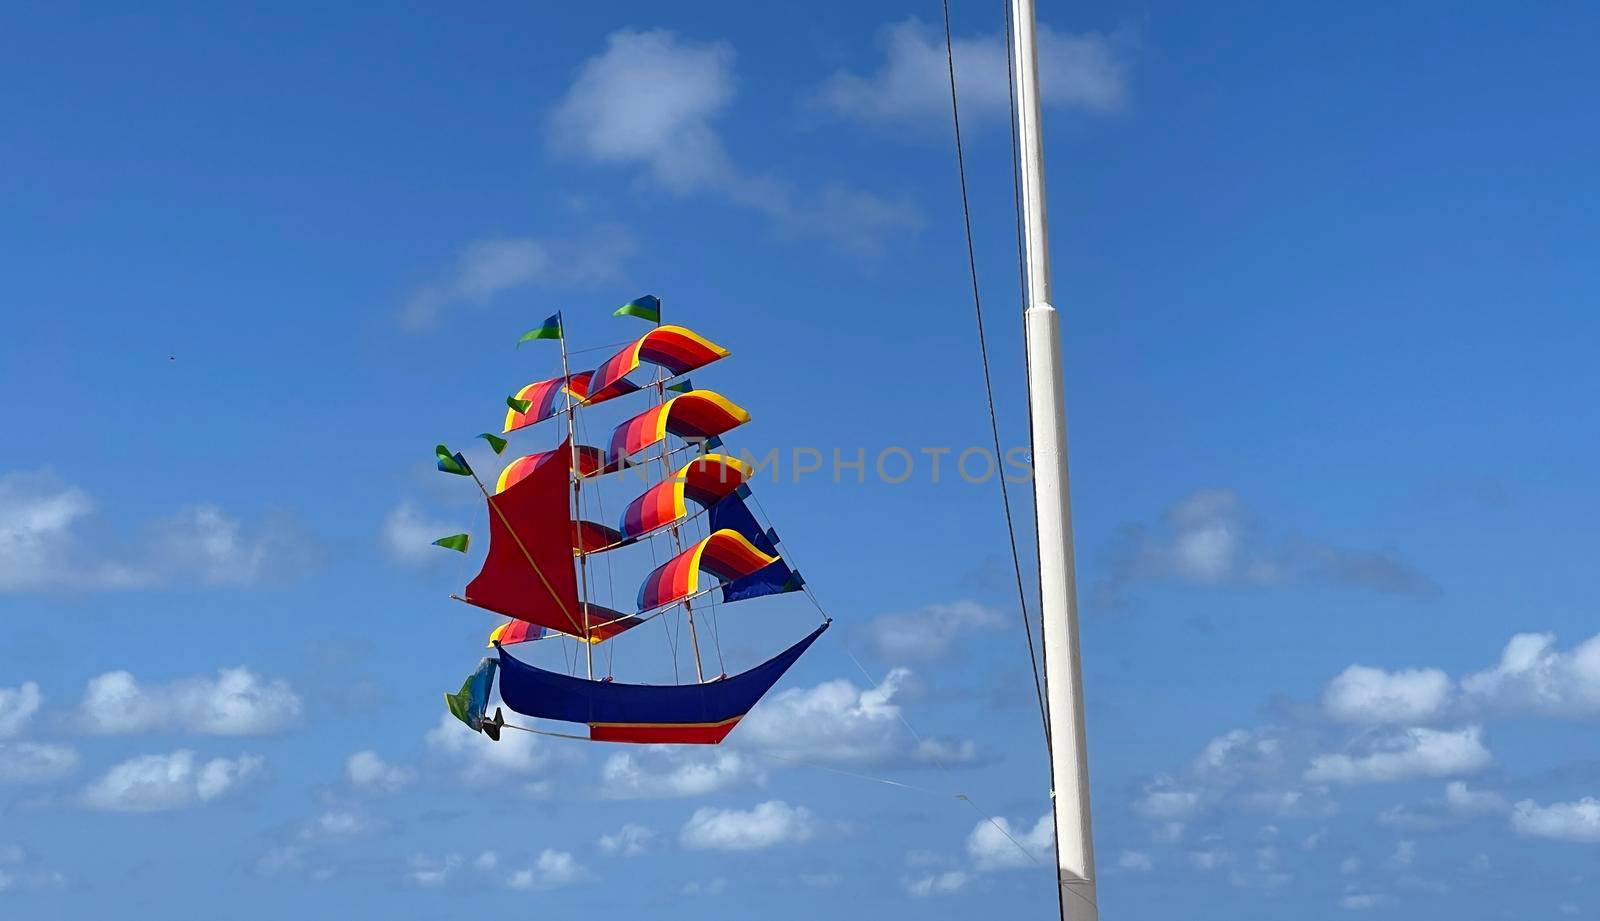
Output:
[{"left": 435, "top": 298, "right": 827, "bottom": 744}]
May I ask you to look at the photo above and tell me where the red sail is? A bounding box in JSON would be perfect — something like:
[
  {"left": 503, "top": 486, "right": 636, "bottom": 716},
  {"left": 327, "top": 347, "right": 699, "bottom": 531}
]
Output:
[{"left": 463, "top": 439, "right": 586, "bottom": 638}]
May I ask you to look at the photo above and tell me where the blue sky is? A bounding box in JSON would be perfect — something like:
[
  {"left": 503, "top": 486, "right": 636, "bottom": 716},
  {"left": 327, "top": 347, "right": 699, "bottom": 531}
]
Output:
[{"left": 3, "top": 1, "right": 1598, "bottom": 917}]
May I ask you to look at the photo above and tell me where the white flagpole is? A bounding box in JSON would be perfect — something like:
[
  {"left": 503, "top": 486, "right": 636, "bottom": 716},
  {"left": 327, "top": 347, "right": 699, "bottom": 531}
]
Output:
[{"left": 1010, "top": 0, "right": 1098, "bottom": 918}]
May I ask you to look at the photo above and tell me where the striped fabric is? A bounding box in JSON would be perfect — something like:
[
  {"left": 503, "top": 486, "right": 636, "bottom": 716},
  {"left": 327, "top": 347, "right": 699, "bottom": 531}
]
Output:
[
  {"left": 586, "top": 325, "right": 729, "bottom": 406},
  {"left": 636, "top": 528, "right": 779, "bottom": 612},
  {"left": 619, "top": 454, "right": 749, "bottom": 538},
  {"left": 606, "top": 391, "right": 750, "bottom": 466},
  {"left": 503, "top": 371, "right": 595, "bottom": 433}
]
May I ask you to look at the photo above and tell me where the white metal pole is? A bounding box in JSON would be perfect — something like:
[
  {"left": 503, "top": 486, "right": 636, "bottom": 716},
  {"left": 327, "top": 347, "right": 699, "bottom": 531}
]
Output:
[{"left": 1010, "top": 0, "right": 1098, "bottom": 918}]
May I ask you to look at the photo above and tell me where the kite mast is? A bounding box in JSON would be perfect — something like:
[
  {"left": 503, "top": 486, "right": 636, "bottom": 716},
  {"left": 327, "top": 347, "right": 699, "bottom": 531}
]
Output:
[
  {"left": 650, "top": 298, "right": 708, "bottom": 683},
  {"left": 555, "top": 311, "right": 594, "bottom": 679},
  {"left": 1010, "top": 0, "right": 1098, "bottom": 918}
]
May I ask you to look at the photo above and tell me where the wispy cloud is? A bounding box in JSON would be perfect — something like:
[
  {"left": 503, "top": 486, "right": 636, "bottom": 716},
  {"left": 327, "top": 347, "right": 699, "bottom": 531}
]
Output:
[
  {"left": 1304, "top": 726, "right": 1491, "bottom": 785},
  {"left": 0, "top": 471, "right": 313, "bottom": 593},
  {"left": 737, "top": 667, "right": 974, "bottom": 766},
  {"left": 398, "top": 230, "right": 633, "bottom": 329},
  {"left": 598, "top": 747, "right": 763, "bottom": 799},
  {"left": 380, "top": 502, "right": 467, "bottom": 565},
  {"left": 816, "top": 18, "right": 1126, "bottom": 128},
  {"left": 863, "top": 600, "right": 1003, "bottom": 662},
  {"left": 1511, "top": 797, "right": 1600, "bottom": 843},
  {"left": 679, "top": 800, "right": 815, "bottom": 851},
  {"left": 81, "top": 750, "right": 262, "bottom": 812},
  {"left": 549, "top": 29, "right": 922, "bottom": 260},
  {"left": 1103, "top": 489, "right": 1436, "bottom": 599},
  {"left": 76, "top": 667, "right": 302, "bottom": 736},
  {"left": 344, "top": 750, "right": 416, "bottom": 795}
]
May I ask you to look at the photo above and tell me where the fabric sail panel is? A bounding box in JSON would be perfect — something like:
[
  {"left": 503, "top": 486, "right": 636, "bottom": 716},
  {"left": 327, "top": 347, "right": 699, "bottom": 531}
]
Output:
[
  {"left": 586, "top": 325, "right": 730, "bottom": 406},
  {"left": 463, "top": 439, "right": 585, "bottom": 637},
  {"left": 503, "top": 372, "right": 594, "bottom": 434},
  {"left": 709, "top": 493, "right": 803, "bottom": 603},
  {"left": 619, "top": 454, "right": 748, "bottom": 538},
  {"left": 498, "top": 445, "right": 606, "bottom": 493},
  {"left": 489, "top": 604, "right": 644, "bottom": 647},
  {"left": 496, "top": 621, "right": 830, "bottom": 744},
  {"left": 607, "top": 391, "right": 750, "bottom": 466},
  {"left": 635, "top": 528, "right": 778, "bottom": 612}
]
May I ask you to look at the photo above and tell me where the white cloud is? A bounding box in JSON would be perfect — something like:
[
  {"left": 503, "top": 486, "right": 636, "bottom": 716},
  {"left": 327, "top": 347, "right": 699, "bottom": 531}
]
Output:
[
  {"left": 381, "top": 503, "right": 465, "bottom": 565},
  {"left": 597, "top": 823, "right": 655, "bottom": 857},
  {"left": 0, "top": 845, "right": 64, "bottom": 892},
  {"left": 1460, "top": 632, "right": 1600, "bottom": 718},
  {"left": 507, "top": 849, "right": 587, "bottom": 889},
  {"left": 1341, "top": 892, "right": 1387, "bottom": 910},
  {"left": 1511, "top": 797, "right": 1600, "bottom": 843},
  {"left": 77, "top": 667, "right": 302, "bottom": 735},
  {"left": 1134, "top": 783, "right": 1203, "bottom": 820},
  {"left": 682, "top": 877, "right": 728, "bottom": 896},
  {"left": 864, "top": 600, "right": 1002, "bottom": 662},
  {"left": 1188, "top": 847, "right": 1234, "bottom": 871},
  {"left": 409, "top": 853, "right": 463, "bottom": 887},
  {"left": 0, "top": 742, "right": 79, "bottom": 784},
  {"left": 0, "top": 472, "right": 307, "bottom": 592},
  {"left": 0, "top": 682, "right": 41, "bottom": 739},
  {"left": 398, "top": 232, "right": 632, "bottom": 329},
  {"left": 599, "top": 747, "right": 762, "bottom": 799},
  {"left": 1444, "top": 781, "right": 1508, "bottom": 816},
  {"left": 1305, "top": 726, "right": 1491, "bottom": 785},
  {"left": 301, "top": 808, "right": 371, "bottom": 840},
  {"left": 739, "top": 668, "right": 952, "bottom": 765},
  {"left": 1388, "top": 840, "right": 1417, "bottom": 867},
  {"left": 904, "top": 869, "right": 969, "bottom": 896},
  {"left": 1116, "top": 850, "right": 1154, "bottom": 872},
  {"left": 549, "top": 29, "right": 920, "bottom": 259},
  {"left": 679, "top": 800, "right": 815, "bottom": 851},
  {"left": 1109, "top": 489, "right": 1432, "bottom": 596},
  {"left": 81, "top": 750, "right": 262, "bottom": 811},
  {"left": 816, "top": 18, "right": 1125, "bottom": 126},
  {"left": 424, "top": 709, "right": 558, "bottom": 788},
  {"left": 1322, "top": 665, "right": 1453, "bottom": 725},
  {"left": 474, "top": 851, "right": 498, "bottom": 872},
  {"left": 967, "top": 812, "right": 1052, "bottom": 871},
  {"left": 345, "top": 750, "right": 415, "bottom": 794},
  {"left": 550, "top": 29, "right": 735, "bottom": 193}
]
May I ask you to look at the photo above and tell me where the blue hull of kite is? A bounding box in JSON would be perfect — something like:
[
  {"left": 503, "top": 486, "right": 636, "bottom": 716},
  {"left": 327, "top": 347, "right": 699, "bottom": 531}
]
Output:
[{"left": 496, "top": 621, "right": 828, "bottom": 743}]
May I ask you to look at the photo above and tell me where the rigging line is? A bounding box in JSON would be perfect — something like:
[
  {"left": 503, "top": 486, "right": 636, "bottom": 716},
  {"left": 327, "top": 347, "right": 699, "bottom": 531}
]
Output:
[
  {"left": 580, "top": 413, "right": 619, "bottom": 679},
  {"left": 941, "top": 0, "right": 1051, "bottom": 750},
  {"left": 499, "top": 721, "right": 591, "bottom": 742},
  {"left": 822, "top": 604, "right": 1043, "bottom": 869},
  {"left": 753, "top": 751, "right": 948, "bottom": 797}
]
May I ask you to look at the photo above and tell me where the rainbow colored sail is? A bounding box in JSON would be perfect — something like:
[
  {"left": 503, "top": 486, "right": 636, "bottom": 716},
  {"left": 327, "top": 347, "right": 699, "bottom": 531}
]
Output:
[
  {"left": 587, "top": 325, "right": 729, "bottom": 405},
  {"left": 637, "top": 529, "right": 779, "bottom": 611},
  {"left": 607, "top": 390, "right": 749, "bottom": 465},
  {"left": 620, "top": 454, "right": 749, "bottom": 538},
  {"left": 504, "top": 372, "right": 594, "bottom": 433}
]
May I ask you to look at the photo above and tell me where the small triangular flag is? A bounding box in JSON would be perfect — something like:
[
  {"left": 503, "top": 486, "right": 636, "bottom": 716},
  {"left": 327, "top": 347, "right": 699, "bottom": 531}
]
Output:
[{"left": 432, "top": 533, "right": 470, "bottom": 553}]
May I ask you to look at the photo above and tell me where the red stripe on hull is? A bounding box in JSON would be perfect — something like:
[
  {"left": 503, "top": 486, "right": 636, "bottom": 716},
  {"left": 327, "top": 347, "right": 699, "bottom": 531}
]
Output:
[{"left": 589, "top": 717, "right": 743, "bottom": 745}]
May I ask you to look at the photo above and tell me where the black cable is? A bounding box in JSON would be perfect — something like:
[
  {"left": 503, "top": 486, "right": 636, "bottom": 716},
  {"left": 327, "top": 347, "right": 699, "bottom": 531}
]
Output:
[{"left": 940, "top": 0, "right": 1051, "bottom": 747}]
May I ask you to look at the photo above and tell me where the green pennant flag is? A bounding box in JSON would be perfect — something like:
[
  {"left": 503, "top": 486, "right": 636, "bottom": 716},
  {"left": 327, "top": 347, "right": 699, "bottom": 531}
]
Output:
[
  {"left": 445, "top": 676, "right": 475, "bottom": 727},
  {"left": 614, "top": 295, "right": 661, "bottom": 323},
  {"left": 516, "top": 313, "right": 563, "bottom": 345},
  {"left": 477, "top": 433, "right": 508, "bottom": 455},
  {"left": 432, "top": 533, "right": 470, "bottom": 553},
  {"left": 506, "top": 395, "right": 532, "bottom": 414},
  {"left": 435, "top": 444, "right": 473, "bottom": 476},
  {"left": 665, "top": 378, "right": 693, "bottom": 394}
]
